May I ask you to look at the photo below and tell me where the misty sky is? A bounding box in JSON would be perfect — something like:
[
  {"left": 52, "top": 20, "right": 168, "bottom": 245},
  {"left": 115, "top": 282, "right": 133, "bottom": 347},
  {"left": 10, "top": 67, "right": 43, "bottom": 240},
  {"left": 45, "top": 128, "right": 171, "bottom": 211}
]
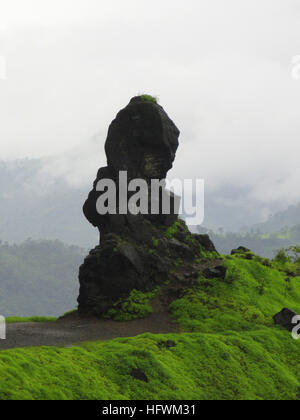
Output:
[{"left": 1, "top": 0, "right": 300, "bottom": 223}]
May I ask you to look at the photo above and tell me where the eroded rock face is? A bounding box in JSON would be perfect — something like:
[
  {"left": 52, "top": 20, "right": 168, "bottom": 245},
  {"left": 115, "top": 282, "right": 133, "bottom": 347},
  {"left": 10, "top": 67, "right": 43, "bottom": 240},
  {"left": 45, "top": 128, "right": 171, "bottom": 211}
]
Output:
[
  {"left": 105, "top": 96, "right": 179, "bottom": 181},
  {"left": 78, "top": 97, "right": 217, "bottom": 317},
  {"left": 83, "top": 97, "right": 180, "bottom": 236}
]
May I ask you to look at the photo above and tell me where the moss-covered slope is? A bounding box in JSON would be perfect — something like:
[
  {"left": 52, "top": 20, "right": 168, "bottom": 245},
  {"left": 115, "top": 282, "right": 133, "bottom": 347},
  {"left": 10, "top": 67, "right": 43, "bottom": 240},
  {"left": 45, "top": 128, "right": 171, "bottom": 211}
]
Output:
[{"left": 1, "top": 250, "right": 300, "bottom": 400}]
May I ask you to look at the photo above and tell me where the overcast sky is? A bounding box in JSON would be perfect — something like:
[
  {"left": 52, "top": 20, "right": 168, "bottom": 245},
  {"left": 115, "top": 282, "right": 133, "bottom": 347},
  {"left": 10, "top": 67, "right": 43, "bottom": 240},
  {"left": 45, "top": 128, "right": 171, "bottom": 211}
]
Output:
[{"left": 1, "top": 0, "right": 300, "bottom": 221}]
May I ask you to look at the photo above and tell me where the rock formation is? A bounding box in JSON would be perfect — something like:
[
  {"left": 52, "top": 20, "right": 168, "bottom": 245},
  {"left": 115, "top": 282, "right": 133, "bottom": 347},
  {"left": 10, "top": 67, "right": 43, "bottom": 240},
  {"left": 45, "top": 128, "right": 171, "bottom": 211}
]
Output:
[{"left": 78, "top": 96, "right": 218, "bottom": 317}]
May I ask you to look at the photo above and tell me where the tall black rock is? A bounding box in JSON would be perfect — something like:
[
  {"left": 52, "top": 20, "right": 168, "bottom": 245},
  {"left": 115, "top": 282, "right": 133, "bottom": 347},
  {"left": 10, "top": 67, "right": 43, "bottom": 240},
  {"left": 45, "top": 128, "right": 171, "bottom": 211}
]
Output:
[{"left": 78, "top": 96, "right": 217, "bottom": 317}]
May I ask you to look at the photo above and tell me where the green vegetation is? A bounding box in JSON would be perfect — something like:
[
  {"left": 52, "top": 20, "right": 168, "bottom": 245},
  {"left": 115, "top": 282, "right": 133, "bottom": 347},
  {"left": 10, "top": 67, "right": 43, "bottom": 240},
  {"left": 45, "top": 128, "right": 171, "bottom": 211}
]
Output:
[
  {"left": 273, "top": 246, "right": 300, "bottom": 276},
  {"left": 1, "top": 249, "right": 300, "bottom": 400},
  {"left": 105, "top": 289, "right": 159, "bottom": 322},
  {"left": 164, "top": 221, "right": 181, "bottom": 239},
  {"left": 199, "top": 250, "right": 219, "bottom": 260},
  {"left": 6, "top": 317, "right": 57, "bottom": 324},
  {"left": 152, "top": 238, "right": 159, "bottom": 248},
  {"left": 1, "top": 329, "right": 300, "bottom": 400},
  {"left": 140, "top": 94, "right": 158, "bottom": 104},
  {"left": 60, "top": 309, "right": 78, "bottom": 318},
  {"left": 170, "top": 255, "right": 300, "bottom": 333}
]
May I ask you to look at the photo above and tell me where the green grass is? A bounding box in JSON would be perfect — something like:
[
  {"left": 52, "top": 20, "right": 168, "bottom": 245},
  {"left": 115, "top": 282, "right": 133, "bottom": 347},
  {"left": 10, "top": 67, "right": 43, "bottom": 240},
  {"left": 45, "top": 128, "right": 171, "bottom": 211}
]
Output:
[
  {"left": 170, "top": 256, "right": 300, "bottom": 333},
  {"left": 164, "top": 221, "right": 181, "bottom": 239},
  {"left": 6, "top": 316, "right": 57, "bottom": 324},
  {"left": 0, "top": 330, "right": 300, "bottom": 400},
  {"left": 140, "top": 94, "right": 158, "bottom": 104},
  {"left": 60, "top": 309, "right": 77, "bottom": 318},
  {"left": 1, "top": 252, "right": 300, "bottom": 400},
  {"left": 105, "top": 289, "right": 159, "bottom": 322}
]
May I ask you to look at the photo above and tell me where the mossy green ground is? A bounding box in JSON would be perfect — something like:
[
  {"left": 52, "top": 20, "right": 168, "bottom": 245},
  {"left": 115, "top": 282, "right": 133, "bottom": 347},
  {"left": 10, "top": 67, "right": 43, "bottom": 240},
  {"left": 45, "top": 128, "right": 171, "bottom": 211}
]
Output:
[
  {"left": 6, "top": 316, "right": 57, "bottom": 324},
  {"left": 105, "top": 289, "right": 159, "bottom": 321},
  {"left": 170, "top": 256, "right": 300, "bottom": 333},
  {"left": 1, "top": 254, "right": 300, "bottom": 400}
]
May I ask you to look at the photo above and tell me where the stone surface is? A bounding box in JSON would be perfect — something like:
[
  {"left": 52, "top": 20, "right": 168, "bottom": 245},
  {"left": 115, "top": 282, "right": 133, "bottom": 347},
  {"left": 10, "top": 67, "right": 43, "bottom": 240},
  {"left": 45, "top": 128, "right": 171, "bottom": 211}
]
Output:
[
  {"left": 130, "top": 368, "right": 149, "bottom": 383},
  {"left": 231, "top": 246, "right": 251, "bottom": 255},
  {"left": 273, "top": 308, "right": 298, "bottom": 332},
  {"left": 203, "top": 265, "right": 227, "bottom": 280},
  {"left": 83, "top": 96, "right": 180, "bottom": 236},
  {"left": 78, "top": 96, "right": 219, "bottom": 317},
  {"left": 157, "top": 340, "right": 176, "bottom": 349}
]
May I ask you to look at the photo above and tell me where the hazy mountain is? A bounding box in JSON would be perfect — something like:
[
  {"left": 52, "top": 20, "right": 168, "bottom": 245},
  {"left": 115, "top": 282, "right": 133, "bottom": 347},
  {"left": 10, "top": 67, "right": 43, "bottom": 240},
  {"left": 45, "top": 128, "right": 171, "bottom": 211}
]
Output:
[
  {"left": 0, "top": 156, "right": 299, "bottom": 252},
  {"left": 249, "top": 203, "right": 300, "bottom": 234},
  {"left": 0, "top": 158, "right": 281, "bottom": 248},
  {"left": 0, "top": 159, "right": 98, "bottom": 248},
  {"left": 199, "top": 224, "right": 300, "bottom": 259},
  {"left": 0, "top": 239, "right": 85, "bottom": 317}
]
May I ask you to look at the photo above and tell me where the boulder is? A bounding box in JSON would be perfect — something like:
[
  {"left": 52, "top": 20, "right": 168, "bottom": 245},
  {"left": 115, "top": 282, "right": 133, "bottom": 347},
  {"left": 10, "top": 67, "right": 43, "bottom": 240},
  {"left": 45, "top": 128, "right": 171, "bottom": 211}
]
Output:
[
  {"left": 130, "top": 368, "right": 149, "bottom": 383},
  {"left": 203, "top": 265, "right": 227, "bottom": 280},
  {"left": 194, "top": 234, "right": 217, "bottom": 252},
  {"left": 273, "top": 308, "right": 299, "bottom": 332},
  {"left": 231, "top": 246, "right": 251, "bottom": 255}
]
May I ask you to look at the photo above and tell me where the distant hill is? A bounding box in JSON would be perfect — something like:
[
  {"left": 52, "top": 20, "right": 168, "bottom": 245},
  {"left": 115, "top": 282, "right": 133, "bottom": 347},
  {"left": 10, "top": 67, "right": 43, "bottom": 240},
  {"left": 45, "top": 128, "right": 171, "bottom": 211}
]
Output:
[
  {"left": 200, "top": 224, "right": 300, "bottom": 258},
  {"left": 248, "top": 202, "right": 300, "bottom": 234},
  {"left": 0, "top": 158, "right": 286, "bottom": 248},
  {"left": 0, "top": 159, "right": 98, "bottom": 248},
  {"left": 0, "top": 239, "right": 85, "bottom": 317},
  {"left": 1, "top": 158, "right": 299, "bottom": 254}
]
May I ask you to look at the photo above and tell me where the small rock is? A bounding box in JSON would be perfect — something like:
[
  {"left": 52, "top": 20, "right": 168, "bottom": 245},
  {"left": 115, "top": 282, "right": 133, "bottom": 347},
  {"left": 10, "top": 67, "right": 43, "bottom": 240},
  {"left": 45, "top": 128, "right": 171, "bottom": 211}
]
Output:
[
  {"left": 244, "top": 253, "right": 254, "bottom": 260},
  {"left": 286, "top": 270, "right": 296, "bottom": 277},
  {"left": 130, "top": 368, "right": 149, "bottom": 383},
  {"left": 231, "top": 246, "right": 251, "bottom": 255},
  {"left": 203, "top": 265, "right": 227, "bottom": 280},
  {"left": 184, "top": 271, "right": 199, "bottom": 279},
  {"left": 166, "top": 340, "right": 176, "bottom": 349},
  {"left": 221, "top": 352, "right": 230, "bottom": 361},
  {"left": 194, "top": 234, "right": 217, "bottom": 252},
  {"left": 157, "top": 340, "right": 176, "bottom": 349},
  {"left": 273, "top": 308, "right": 299, "bottom": 332},
  {"left": 169, "top": 238, "right": 193, "bottom": 258}
]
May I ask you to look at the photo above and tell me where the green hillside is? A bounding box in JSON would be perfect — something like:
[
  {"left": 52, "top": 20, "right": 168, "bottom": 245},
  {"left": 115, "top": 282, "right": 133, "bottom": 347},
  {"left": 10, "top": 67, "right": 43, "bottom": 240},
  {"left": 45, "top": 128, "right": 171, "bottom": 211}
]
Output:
[{"left": 1, "top": 248, "right": 300, "bottom": 400}]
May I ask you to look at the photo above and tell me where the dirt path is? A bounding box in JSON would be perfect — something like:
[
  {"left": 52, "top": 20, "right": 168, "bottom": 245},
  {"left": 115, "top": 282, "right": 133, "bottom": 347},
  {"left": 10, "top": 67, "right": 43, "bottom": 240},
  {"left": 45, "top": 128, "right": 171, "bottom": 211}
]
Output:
[
  {"left": 0, "top": 307, "right": 178, "bottom": 351},
  {"left": 0, "top": 259, "right": 225, "bottom": 351}
]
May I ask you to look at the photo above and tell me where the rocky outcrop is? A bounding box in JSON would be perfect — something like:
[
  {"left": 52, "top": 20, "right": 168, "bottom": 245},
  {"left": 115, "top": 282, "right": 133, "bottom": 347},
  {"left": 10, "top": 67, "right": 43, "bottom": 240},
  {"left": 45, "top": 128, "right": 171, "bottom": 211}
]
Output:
[
  {"left": 78, "top": 96, "right": 218, "bottom": 317},
  {"left": 82, "top": 96, "right": 180, "bottom": 235}
]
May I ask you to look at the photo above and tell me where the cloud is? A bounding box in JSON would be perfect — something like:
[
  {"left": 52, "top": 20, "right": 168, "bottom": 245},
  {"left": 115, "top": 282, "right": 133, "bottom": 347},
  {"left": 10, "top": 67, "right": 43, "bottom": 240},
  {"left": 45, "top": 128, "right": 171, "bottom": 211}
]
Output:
[{"left": 0, "top": 0, "right": 300, "bottom": 223}]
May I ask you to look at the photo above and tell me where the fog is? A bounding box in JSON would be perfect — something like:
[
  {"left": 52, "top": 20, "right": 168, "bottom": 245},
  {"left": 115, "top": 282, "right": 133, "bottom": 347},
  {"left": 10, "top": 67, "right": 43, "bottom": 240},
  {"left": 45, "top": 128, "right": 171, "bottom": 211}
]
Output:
[{"left": 1, "top": 0, "right": 300, "bottom": 228}]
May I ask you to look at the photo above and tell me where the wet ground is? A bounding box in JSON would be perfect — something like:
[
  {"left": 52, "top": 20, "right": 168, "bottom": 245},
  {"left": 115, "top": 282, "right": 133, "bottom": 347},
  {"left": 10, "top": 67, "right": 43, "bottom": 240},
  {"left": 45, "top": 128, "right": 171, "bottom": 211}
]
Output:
[{"left": 0, "top": 307, "right": 178, "bottom": 351}]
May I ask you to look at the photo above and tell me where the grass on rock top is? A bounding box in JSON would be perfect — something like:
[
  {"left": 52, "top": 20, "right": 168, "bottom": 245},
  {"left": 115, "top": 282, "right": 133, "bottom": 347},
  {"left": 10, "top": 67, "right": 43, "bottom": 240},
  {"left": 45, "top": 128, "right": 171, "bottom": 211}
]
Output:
[
  {"left": 139, "top": 94, "right": 158, "bottom": 104},
  {"left": 1, "top": 251, "right": 300, "bottom": 399}
]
